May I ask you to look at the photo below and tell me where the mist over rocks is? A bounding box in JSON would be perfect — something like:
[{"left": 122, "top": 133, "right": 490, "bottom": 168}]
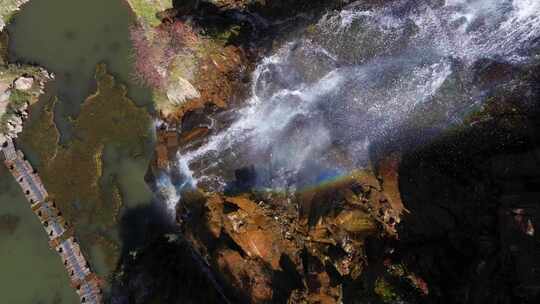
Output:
[{"left": 85, "top": 0, "right": 540, "bottom": 303}]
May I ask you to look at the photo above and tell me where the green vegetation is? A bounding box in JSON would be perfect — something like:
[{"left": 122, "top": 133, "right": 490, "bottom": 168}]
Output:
[
  {"left": 127, "top": 0, "right": 172, "bottom": 27},
  {"left": 374, "top": 277, "right": 400, "bottom": 303},
  {"left": 0, "top": 89, "right": 32, "bottom": 134},
  {"left": 8, "top": 89, "right": 30, "bottom": 107},
  {"left": 0, "top": 63, "right": 49, "bottom": 135},
  {"left": 0, "top": 0, "right": 30, "bottom": 30},
  {"left": 19, "top": 64, "right": 153, "bottom": 280}
]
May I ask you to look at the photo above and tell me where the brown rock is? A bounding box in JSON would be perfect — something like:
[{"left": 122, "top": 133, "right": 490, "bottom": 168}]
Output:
[
  {"left": 217, "top": 249, "right": 273, "bottom": 303},
  {"left": 206, "top": 193, "right": 224, "bottom": 238},
  {"left": 378, "top": 153, "right": 405, "bottom": 215},
  {"left": 178, "top": 127, "right": 209, "bottom": 147},
  {"left": 225, "top": 196, "right": 260, "bottom": 215},
  {"left": 335, "top": 209, "right": 377, "bottom": 235},
  {"left": 221, "top": 197, "right": 284, "bottom": 269}
]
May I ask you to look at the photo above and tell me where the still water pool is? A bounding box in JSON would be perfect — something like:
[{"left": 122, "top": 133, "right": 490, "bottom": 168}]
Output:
[
  {"left": 7, "top": 0, "right": 153, "bottom": 142},
  {"left": 2, "top": 0, "right": 156, "bottom": 302},
  {"left": 0, "top": 165, "right": 79, "bottom": 304}
]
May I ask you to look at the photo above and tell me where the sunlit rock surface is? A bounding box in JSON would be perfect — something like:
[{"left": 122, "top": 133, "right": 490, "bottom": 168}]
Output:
[
  {"left": 137, "top": 0, "right": 540, "bottom": 303},
  {"left": 2, "top": 0, "right": 535, "bottom": 303},
  {"left": 0, "top": 63, "right": 51, "bottom": 147},
  {"left": 169, "top": 168, "right": 404, "bottom": 303}
]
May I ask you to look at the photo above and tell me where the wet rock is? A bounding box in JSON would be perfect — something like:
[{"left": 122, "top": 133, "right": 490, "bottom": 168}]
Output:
[
  {"left": 378, "top": 153, "right": 405, "bottom": 215},
  {"left": 178, "top": 127, "right": 210, "bottom": 147},
  {"left": 181, "top": 106, "right": 217, "bottom": 132},
  {"left": 472, "top": 59, "right": 517, "bottom": 88}
]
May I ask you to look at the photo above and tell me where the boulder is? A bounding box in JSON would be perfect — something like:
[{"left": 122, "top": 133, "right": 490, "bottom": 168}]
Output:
[
  {"left": 14, "top": 76, "right": 34, "bottom": 91},
  {"left": 217, "top": 249, "right": 274, "bottom": 303},
  {"left": 335, "top": 209, "right": 377, "bottom": 234},
  {"left": 166, "top": 76, "right": 200, "bottom": 105},
  {"left": 0, "top": 90, "right": 10, "bottom": 114}
]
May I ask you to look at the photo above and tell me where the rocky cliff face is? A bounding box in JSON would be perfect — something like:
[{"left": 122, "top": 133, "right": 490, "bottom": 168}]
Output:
[
  {"left": 116, "top": 167, "right": 411, "bottom": 303},
  {"left": 175, "top": 169, "right": 400, "bottom": 303},
  {"left": 115, "top": 1, "right": 540, "bottom": 303}
]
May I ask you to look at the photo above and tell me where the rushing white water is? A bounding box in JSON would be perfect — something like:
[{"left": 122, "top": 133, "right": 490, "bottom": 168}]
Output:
[{"left": 159, "top": 0, "right": 540, "bottom": 208}]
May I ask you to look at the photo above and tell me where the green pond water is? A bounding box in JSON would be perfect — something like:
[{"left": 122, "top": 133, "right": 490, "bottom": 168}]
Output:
[
  {"left": 1, "top": 0, "right": 157, "bottom": 302},
  {"left": 0, "top": 165, "right": 79, "bottom": 304},
  {"left": 7, "top": 0, "right": 153, "bottom": 142}
]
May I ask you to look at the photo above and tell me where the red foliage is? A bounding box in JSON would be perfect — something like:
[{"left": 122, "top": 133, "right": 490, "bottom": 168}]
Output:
[
  {"left": 130, "top": 25, "right": 165, "bottom": 89},
  {"left": 130, "top": 21, "right": 198, "bottom": 89}
]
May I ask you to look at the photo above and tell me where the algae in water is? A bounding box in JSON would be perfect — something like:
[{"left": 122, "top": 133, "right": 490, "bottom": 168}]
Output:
[{"left": 19, "top": 63, "right": 153, "bottom": 280}]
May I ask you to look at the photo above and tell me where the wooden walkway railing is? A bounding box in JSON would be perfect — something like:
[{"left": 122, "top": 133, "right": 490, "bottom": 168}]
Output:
[{"left": 1, "top": 139, "right": 103, "bottom": 304}]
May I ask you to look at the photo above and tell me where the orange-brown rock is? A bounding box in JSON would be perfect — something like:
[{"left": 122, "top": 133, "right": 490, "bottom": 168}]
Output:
[
  {"left": 217, "top": 249, "right": 274, "bottom": 303},
  {"left": 306, "top": 271, "right": 341, "bottom": 304},
  {"left": 165, "top": 45, "right": 250, "bottom": 124},
  {"left": 178, "top": 127, "right": 209, "bottom": 147},
  {"left": 155, "top": 144, "right": 169, "bottom": 168},
  {"left": 206, "top": 193, "right": 224, "bottom": 238},
  {"left": 335, "top": 209, "right": 377, "bottom": 235},
  {"left": 176, "top": 170, "right": 404, "bottom": 303},
  {"left": 223, "top": 196, "right": 283, "bottom": 269},
  {"left": 377, "top": 153, "right": 405, "bottom": 215},
  {"left": 225, "top": 196, "right": 260, "bottom": 214}
]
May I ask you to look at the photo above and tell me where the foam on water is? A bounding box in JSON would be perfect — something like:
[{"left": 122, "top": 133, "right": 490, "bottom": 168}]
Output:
[
  {"left": 160, "top": 0, "right": 540, "bottom": 211},
  {"left": 155, "top": 173, "right": 182, "bottom": 215}
]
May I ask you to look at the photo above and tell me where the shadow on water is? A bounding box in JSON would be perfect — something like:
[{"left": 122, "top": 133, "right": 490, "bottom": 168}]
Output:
[
  {"left": 111, "top": 198, "right": 231, "bottom": 304},
  {"left": 7, "top": 0, "right": 154, "bottom": 143},
  {"left": 117, "top": 200, "right": 176, "bottom": 259},
  {"left": 4, "top": 0, "right": 159, "bottom": 302}
]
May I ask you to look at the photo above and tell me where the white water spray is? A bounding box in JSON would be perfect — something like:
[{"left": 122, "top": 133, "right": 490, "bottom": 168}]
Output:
[{"left": 159, "top": 0, "right": 540, "bottom": 213}]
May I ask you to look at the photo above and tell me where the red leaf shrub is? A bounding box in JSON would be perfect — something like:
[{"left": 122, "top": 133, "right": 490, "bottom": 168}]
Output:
[{"left": 130, "top": 21, "right": 198, "bottom": 89}]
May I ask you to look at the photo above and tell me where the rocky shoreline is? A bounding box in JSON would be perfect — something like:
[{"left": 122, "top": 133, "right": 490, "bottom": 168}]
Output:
[{"left": 0, "top": 29, "right": 52, "bottom": 149}]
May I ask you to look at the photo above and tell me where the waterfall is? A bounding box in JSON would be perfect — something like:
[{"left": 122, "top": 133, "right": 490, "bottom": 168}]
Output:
[{"left": 161, "top": 0, "right": 540, "bottom": 212}]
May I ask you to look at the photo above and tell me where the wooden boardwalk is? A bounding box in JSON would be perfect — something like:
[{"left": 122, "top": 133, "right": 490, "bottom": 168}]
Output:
[{"left": 1, "top": 139, "right": 103, "bottom": 304}]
